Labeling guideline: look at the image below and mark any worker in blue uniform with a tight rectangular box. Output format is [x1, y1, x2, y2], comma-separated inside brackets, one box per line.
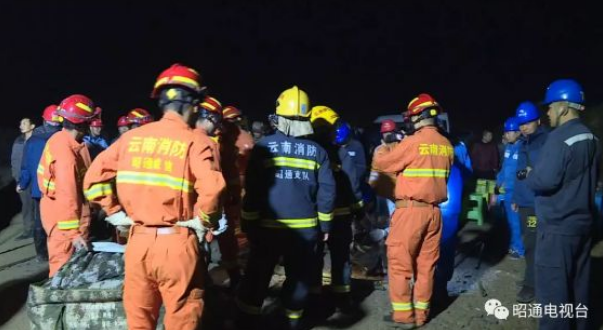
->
[236, 86, 336, 330]
[495, 117, 525, 259]
[309, 113, 364, 312]
[512, 101, 549, 303]
[524, 79, 599, 330]
[434, 119, 472, 302]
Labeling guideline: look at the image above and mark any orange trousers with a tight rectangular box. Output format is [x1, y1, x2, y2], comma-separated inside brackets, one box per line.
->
[123, 226, 205, 330]
[387, 205, 442, 324]
[46, 227, 79, 277]
[218, 204, 240, 270]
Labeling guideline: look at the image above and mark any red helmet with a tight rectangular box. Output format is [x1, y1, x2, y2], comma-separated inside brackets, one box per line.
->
[199, 96, 223, 124]
[223, 106, 242, 120]
[126, 108, 153, 126]
[90, 119, 103, 128]
[200, 96, 222, 113]
[407, 93, 441, 118]
[151, 63, 203, 98]
[42, 105, 63, 123]
[56, 94, 100, 124]
[380, 119, 396, 133]
[117, 116, 129, 127]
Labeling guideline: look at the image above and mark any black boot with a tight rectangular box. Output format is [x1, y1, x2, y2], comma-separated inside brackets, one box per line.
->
[516, 286, 535, 303]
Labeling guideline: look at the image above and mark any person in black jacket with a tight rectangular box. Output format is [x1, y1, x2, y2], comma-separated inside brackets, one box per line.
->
[309, 108, 364, 313]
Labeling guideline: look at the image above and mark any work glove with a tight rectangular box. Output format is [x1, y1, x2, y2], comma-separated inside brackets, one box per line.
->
[105, 211, 134, 227]
[517, 166, 533, 180]
[211, 216, 229, 236]
[516, 169, 528, 181]
[369, 228, 388, 242]
[493, 186, 501, 195]
[176, 216, 208, 244]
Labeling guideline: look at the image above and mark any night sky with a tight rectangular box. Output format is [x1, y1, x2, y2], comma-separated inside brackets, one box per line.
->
[1, 1, 602, 135]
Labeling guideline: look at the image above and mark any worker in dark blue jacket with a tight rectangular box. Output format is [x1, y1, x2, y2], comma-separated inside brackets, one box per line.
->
[309, 111, 364, 312]
[344, 137, 368, 183]
[524, 79, 599, 330]
[512, 101, 549, 303]
[17, 106, 62, 261]
[236, 86, 336, 330]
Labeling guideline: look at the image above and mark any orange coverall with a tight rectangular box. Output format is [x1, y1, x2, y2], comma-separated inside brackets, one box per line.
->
[37, 130, 92, 277]
[369, 142, 399, 201]
[83, 112, 225, 330]
[373, 126, 452, 325]
[220, 122, 254, 268]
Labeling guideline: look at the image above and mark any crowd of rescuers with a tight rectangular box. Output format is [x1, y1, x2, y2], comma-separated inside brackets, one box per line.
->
[7, 60, 595, 330]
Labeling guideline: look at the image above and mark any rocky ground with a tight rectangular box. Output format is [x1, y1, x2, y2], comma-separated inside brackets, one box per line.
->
[0, 162, 601, 329]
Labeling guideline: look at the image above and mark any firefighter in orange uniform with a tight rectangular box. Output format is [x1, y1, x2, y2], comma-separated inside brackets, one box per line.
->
[37, 94, 100, 277]
[83, 63, 225, 330]
[126, 107, 154, 129]
[369, 119, 403, 201]
[373, 94, 453, 328]
[196, 97, 244, 287]
[220, 105, 254, 281]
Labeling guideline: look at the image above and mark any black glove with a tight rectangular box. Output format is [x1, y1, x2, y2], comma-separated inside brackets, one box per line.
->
[516, 169, 528, 181]
[494, 186, 501, 195]
[352, 207, 366, 221]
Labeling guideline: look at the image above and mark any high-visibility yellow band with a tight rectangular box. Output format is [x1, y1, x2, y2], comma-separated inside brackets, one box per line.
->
[402, 168, 449, 178]
[286, 309, 303, 319]
[242, 210, 259, 220]
[392, 302, 413, 311]
[84, 183, 113, 200]
[334, 207, 351, 216]
[264, 157, 319, 170]
[331, 285, 351, 293]
[318, 212, 333, 222]
[198, 210, 220, 224]
[260, 218, 318, 229]
[57, 220, 79, 230]
[235, 297, 262, 315]
[76, 102, 92, 113]
[414, 301, 430, 310]
[37, 164, 45, 175]
[351, 200, 364, 210]
[154, 76, 200, 89]
[117, 171, 192, 193]
[43, 179, 56, 191]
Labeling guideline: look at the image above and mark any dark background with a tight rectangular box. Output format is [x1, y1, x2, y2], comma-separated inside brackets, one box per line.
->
[1, 1, 602, 136]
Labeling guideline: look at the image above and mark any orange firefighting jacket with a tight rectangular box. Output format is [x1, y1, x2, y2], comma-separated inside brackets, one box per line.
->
[369, 142, 399, 201]
[83, 112, 225, 228]
[194, 127, 222, 172]
[222, 122, 254, 185]
[373, 126, 453, 204]
[37, 130, 92, 236]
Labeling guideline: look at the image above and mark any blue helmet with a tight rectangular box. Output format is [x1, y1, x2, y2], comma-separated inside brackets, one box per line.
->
[515, 101, 539, 125]
[544, 79, 584, 105]
[334, 121, 352, 146]
[504, 117, 520, 132]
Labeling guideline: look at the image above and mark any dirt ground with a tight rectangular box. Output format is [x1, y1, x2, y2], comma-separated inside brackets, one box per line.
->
[0, 163, 602, 329]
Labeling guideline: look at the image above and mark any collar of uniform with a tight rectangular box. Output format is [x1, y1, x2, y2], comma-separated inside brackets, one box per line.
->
[417, 126, 438, 134]
[161, 111, 191, 130]
[57, 129, 87, 152]
[559, 118, 581, 129]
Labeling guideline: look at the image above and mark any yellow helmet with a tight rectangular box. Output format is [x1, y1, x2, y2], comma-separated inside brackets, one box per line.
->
[310, 105, 340, 125]
[275, 86, 310, 118]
